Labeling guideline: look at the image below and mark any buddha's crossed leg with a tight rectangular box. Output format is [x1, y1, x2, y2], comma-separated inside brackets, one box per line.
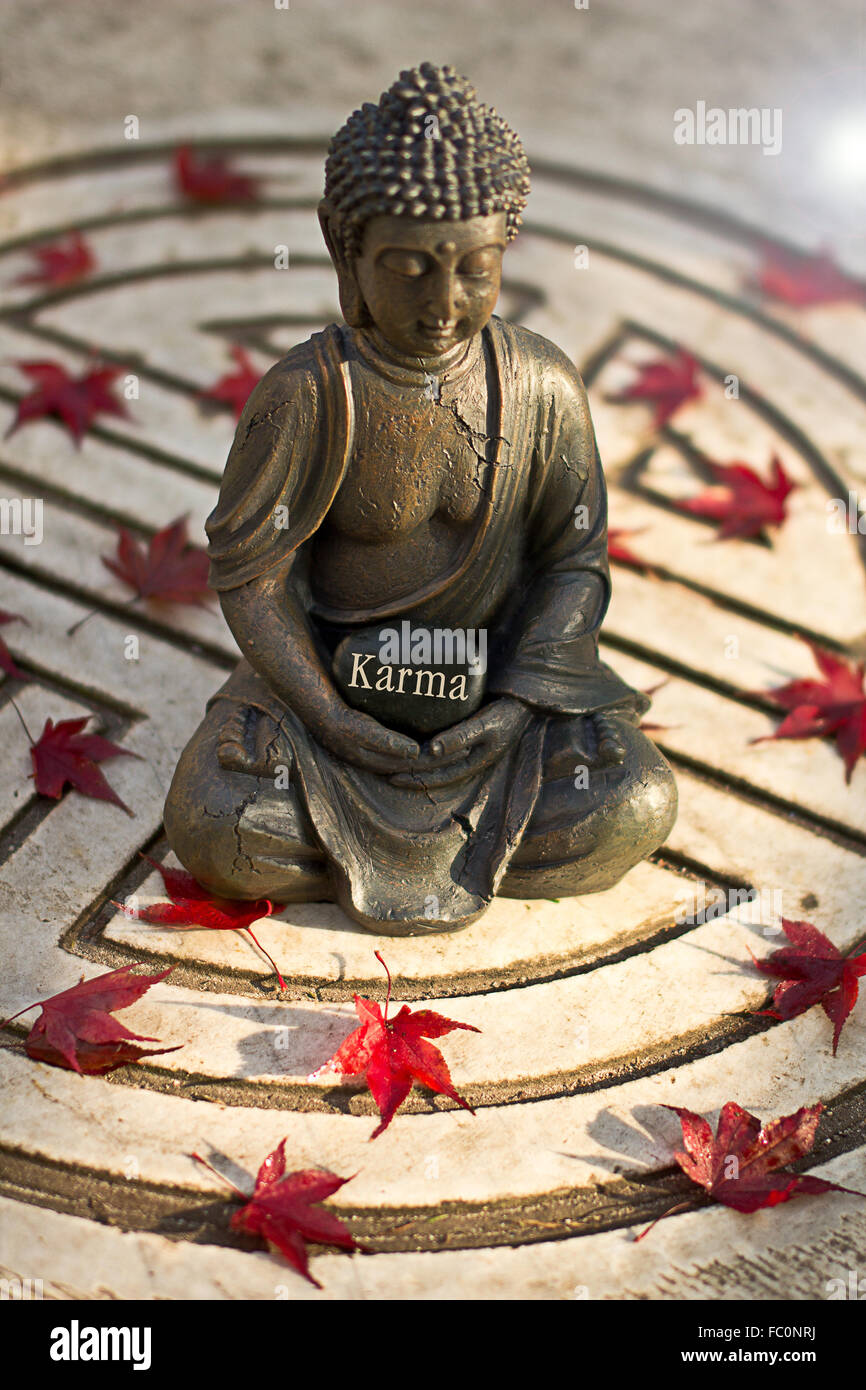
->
[164, 700, 676, 907]
[501, 712, 678, 898]
[164, 699, 332, 903]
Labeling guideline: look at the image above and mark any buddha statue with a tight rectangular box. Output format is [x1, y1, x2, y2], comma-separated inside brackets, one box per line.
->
[164, 63, 677, 935]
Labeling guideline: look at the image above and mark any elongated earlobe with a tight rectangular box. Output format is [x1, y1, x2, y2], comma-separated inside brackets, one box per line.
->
[318, 203, 371, 329]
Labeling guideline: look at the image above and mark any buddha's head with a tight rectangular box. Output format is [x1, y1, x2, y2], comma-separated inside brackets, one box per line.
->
[319, 63, 530, 358]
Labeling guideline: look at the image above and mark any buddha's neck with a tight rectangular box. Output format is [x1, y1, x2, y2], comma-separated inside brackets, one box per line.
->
[356, 325, 480, 386]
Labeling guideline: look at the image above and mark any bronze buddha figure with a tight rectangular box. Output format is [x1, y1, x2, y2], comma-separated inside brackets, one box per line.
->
[164, 63, 677, 935]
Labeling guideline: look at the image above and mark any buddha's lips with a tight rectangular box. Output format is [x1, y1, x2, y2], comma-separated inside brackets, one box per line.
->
[418, 321, 459, 341]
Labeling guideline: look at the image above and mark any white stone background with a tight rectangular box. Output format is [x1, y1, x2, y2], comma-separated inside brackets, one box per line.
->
[1, 0, 866, 1303]
[1, 0, 865, 264]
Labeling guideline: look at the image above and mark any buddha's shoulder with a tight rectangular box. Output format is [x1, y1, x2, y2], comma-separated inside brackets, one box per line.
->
[490, 317, 588, 402]
[243, 325, 345, 416]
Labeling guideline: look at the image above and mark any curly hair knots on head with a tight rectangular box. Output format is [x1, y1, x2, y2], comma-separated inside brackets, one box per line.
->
[322, 62, 531, 260]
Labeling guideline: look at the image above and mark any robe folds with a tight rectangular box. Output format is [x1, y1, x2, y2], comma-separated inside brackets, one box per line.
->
[200, 317, 651, 931]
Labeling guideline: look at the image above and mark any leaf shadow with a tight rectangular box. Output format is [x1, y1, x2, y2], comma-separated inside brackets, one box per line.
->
[157, 997, 355, 1079]
[552, 1103, 679, 1180]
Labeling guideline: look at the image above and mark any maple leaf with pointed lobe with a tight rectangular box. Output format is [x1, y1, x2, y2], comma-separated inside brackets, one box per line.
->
[751, 638, 866, 783]
[752, 245, 865, 308]
[200, 345, 261, 420]
[606, 349, 703, 428]
[0, 609, 27, 679]
[13, 231, 96, 288]
[102, 517, 211, 606]
[750, 917, 866, 1055]
[608, 527, 651, 570]
[2, 963, 178, 1074]
[639, 679, 675, 734]
[173, 146, 259, 203]
[193, 1140, 358, 1287]
[7, 360, 129, 445]
[309, 951, 479, 1138]
[29, 715, 140, 815]
[115, 857, 287, 989]
[661, 1101, 862, 1214]
[673, 453, 795, 540]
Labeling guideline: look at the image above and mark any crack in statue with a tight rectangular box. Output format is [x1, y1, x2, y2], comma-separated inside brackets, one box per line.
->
[165, 62, 677, 936]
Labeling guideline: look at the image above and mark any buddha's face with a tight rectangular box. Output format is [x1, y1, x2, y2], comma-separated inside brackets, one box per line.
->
[353, 212, 507, 357]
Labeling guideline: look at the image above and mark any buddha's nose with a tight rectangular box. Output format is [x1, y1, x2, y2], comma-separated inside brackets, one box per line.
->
[427, 271, 462, 323]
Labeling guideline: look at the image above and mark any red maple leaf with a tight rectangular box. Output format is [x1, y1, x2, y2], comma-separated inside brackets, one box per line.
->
[309, 951, 480, 1138]
[193, 1141, 358, 1288]
[752, 245, 865, 308]
[637, 1100, 862, 1237]
[608, 527, 651, 570]
[102, 517, 211, 606]
[639, 678, 675, 733]
[115, 857, 287, 989]
[606, 349, 703, 428]
[173, 146, 259, 204]
[665, 1101, 861, 1213]
[750, 918, 866, 1055]
[13, 231, 96, 288]
[200, 345, 261, 420]
[0, 609, 27, 679]
[1, 963, 178, 1074]
[7, 360, 130, 446]
[751, 638, 866, 783]
[29, 715, 140, 816]
[673, 453, 795, 540]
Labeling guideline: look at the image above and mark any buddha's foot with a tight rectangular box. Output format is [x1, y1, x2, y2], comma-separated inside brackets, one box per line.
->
[216, 704, 289, 777]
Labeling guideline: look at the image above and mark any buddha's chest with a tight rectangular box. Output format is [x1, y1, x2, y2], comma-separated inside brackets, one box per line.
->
[325, 367, 492, 540]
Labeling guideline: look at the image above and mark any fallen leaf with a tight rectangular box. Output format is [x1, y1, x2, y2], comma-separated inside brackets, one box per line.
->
[7, 360, 129, 445]
[751, 638, 866, 782]
[0, 609, 27, 679]
[673, 453, 795, 540]
[606, 349, 703, 428]
[750, 918, 866, 1055]
[2, 963, 177, 1074]
[200, 345, 261, 420]
[639, 678, 675, 733]
[29, 715, 140, 815]
[662, 1101, 861, 1214]
[752, 245, 865, 308]
[608, 527, 651, 570]
[12, 231, 96, 288]
[173, 146, 259, 204]
[115, 857, 287, 988]
[309, 951, 479, 1138]
[193, 1141, 358, 1288]
[102, 517, 211, 606]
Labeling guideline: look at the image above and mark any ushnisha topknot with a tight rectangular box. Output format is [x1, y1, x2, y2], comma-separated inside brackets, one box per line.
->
[322, 61, 531, 260]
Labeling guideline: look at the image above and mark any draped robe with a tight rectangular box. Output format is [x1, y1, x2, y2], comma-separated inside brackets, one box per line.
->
[195, 317, 652, 931]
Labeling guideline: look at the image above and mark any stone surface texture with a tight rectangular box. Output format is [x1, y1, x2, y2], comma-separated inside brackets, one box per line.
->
[0, 0, 864, 1300]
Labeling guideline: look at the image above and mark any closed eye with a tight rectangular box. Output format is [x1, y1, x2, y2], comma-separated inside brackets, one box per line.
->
[458, 249, 502, 277]
[379, 249, 430, 278]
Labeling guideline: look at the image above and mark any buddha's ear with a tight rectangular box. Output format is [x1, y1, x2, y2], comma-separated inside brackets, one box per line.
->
[318, 201, 369, 328]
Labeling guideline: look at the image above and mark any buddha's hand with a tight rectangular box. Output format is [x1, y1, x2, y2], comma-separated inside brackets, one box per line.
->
[390, 697, 533, 786]
[315, 702, 421, 774]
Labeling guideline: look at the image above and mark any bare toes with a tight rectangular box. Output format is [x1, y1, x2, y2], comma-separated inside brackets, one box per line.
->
[217, 737, 254, 773]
